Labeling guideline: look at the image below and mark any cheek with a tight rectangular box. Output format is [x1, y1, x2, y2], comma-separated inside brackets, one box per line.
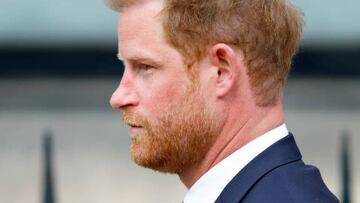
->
[140, 80, 185, 114]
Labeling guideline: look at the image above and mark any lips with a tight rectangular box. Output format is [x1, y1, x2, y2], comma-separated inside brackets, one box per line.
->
[127, 123, 144, 135]
[128, 123, 143, 128]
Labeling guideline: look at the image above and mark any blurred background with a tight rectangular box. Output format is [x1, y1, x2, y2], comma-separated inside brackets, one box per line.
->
[0, 0, 359, 202]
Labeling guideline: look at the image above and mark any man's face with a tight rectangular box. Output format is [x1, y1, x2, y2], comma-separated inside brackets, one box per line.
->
[110, 0, 219, 173]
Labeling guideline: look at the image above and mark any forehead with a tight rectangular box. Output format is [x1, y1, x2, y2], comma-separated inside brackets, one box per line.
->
[118, 0, 173, 62]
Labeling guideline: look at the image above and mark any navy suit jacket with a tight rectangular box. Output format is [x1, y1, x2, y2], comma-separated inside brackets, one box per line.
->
[215, 134, 339, 203]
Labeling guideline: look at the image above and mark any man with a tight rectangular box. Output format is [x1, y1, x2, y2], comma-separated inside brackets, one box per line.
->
[109, 0, 339, 202]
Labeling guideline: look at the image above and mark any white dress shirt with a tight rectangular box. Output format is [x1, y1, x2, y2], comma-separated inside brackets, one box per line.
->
[183, 124, 289, 203]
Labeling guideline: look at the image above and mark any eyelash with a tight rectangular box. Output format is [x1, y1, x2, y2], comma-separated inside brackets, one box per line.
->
[137, 63, 154, 72]
[140, 64, 152, 70]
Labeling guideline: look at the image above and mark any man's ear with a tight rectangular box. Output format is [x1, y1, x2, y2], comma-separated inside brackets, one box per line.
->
[209, 43, 241, 98]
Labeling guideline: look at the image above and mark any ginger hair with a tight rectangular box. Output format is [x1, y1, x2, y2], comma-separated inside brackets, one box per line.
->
[107, 0, 303, 106]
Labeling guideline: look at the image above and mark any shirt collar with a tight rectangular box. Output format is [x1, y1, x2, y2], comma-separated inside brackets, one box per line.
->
[183, 124, 289, 203]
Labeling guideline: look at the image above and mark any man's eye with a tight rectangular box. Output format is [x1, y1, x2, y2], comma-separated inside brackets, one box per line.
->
[138, 64, 153, 71]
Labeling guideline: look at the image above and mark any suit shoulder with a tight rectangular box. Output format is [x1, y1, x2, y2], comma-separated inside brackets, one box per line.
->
[242, 160, 339, 203]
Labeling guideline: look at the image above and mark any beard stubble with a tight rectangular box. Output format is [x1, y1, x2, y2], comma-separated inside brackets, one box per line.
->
[122, 85, 219, 174]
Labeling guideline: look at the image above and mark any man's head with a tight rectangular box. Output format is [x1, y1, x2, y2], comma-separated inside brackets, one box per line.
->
[110, 0, 303, 174]
[110, 0, 221, 173]
[109, 0, 303, 106]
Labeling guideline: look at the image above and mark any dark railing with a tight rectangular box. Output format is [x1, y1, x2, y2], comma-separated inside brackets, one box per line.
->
[341, 131, 352, 203]
[42, 131, 56, 203]
[40, 130, 353, 203]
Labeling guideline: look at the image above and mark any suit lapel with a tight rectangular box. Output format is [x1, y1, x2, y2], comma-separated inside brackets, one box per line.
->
[215, 134, 302, 203]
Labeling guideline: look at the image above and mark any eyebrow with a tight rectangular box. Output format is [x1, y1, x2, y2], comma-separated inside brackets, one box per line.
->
[116, 53, 163, 67]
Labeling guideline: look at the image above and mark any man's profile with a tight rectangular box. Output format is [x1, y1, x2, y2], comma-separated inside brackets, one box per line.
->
[109, 0, 339, 202]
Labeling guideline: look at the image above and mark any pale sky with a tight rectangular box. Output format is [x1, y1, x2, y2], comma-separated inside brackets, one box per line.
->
[0, 0, 359, 47]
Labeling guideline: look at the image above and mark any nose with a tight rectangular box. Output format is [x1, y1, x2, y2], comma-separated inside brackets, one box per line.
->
[110, 74, 139, 109]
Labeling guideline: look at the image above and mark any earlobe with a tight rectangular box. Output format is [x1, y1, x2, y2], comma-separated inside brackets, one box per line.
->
[209, 44, 239, 98]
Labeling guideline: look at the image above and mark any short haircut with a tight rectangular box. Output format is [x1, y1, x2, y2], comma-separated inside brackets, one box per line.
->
[108, 0, 304, 106]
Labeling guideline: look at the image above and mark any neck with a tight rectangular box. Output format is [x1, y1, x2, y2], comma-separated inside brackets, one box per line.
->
[178, 103, 285, 189]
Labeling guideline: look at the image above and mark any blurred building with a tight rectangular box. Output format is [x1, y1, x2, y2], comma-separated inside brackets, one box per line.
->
[0, 1, 359, 203]
[0, 0, 360, 77]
